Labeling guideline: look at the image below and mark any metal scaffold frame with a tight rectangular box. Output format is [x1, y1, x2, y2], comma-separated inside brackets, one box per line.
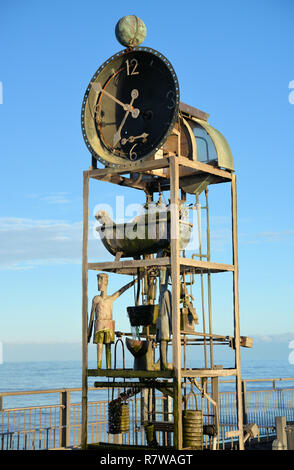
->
[81, 154, 244, 450]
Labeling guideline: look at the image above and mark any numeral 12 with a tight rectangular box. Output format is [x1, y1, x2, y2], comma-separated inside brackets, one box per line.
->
[126, 59, 139, 76]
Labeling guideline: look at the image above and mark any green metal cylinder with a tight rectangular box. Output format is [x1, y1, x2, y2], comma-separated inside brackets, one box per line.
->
[108, 401, 129, 434]
[182, 391, 203, 450]
[182, 409, 203, 449]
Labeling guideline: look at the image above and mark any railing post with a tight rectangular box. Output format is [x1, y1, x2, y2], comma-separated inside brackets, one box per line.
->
[163, 392, 172, 446]
[212, 375, 220, 435]
[275, 416, 287, 450]
[286, 425, 294, 450]
[60, 390, 71, 448]
[140, 389, 148, 426]
[242, 380, 248, 426]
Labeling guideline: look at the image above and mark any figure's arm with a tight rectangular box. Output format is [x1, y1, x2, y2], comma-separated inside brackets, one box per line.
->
[188, 302, 198, 323]
[87, 298, 96, 343]
[111, 278, 138, 301]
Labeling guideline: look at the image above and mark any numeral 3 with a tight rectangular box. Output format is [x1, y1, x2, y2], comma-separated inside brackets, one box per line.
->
[166, 90, 176, 109]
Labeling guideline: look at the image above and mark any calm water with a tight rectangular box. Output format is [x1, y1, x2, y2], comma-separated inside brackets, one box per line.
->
[0, 358, 294, 409]
[1, 359, 294, 449]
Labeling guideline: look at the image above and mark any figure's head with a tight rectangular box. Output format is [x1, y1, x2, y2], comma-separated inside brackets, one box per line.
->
[95, 210, 106, 223]
[97, 273, 109, 292]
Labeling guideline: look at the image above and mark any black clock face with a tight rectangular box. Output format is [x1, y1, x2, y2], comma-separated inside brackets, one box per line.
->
[81, 47, 179, 167]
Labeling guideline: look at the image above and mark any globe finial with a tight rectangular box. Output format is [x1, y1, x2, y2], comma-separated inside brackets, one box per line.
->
[115, 15, 147, 48]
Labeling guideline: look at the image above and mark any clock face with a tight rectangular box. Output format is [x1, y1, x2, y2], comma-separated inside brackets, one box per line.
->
[81, 47, 180, 167]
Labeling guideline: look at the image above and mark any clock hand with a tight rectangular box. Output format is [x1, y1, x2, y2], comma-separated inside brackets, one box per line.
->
[113, 114, 129, 147]
[91, 82, 139, 115]
[113, 89, 140, 147]
[121, 133, 149, 145]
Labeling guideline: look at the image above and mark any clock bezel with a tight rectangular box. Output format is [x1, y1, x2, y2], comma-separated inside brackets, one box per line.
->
[81, 46, 180, 168]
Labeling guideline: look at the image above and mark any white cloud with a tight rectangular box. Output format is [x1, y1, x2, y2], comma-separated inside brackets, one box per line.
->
[0, 217, 108, 270]
[2, 213, 291, 271]
[42, 193, 71, 204]
[27, 192, 71, 204]
[252, 333, 294, 344]
[258, 230, 294, 241]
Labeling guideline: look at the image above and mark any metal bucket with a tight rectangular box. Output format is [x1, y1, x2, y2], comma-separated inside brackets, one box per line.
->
[182, 391, 203, 450]
[127, 304, 158, 327]
[108, 400, 129, 434]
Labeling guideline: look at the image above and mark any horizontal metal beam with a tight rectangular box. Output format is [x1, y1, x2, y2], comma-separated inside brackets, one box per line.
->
[87, 156, 232, 184]
[88, 158, 170, 179]
[88, 368, 237, 379]
[93, 381, 174, 389]
[181, 368, 238, 378]
[179, 101, 209, 121]
[88, 368, 174, 378]
[88, 257, 235, 275]
[177, 157, 233, 181]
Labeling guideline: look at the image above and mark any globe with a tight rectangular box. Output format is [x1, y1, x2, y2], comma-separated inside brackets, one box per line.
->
[115, 15, 147, 47]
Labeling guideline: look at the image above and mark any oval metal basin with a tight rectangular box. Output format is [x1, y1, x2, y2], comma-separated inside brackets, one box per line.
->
[97, 215, 192, 258]
[126, 337, 149, 358]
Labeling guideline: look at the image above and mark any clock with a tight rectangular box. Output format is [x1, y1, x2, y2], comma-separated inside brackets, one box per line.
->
[81, 47, 180, 167]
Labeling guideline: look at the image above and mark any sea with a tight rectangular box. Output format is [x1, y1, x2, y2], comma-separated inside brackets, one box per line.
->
[1, 358, 294, 454]
[1, 358, 294, 410]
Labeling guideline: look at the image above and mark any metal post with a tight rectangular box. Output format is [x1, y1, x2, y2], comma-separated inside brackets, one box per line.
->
[286, 425, 294, 450]
[205, 189, 214, 369]
[275, 416, 287, 449]
[169, 156, 182, 449]
[195, 193, 208, 368]
[60, 390, 71, 448]
[242, 380, 248, 426]
[81, 171, 89, 450]
[211, 375, 219, 435]
[163, 391, 172, 446]
[231, 174, 244, 450]
[141, 388, 148, 443]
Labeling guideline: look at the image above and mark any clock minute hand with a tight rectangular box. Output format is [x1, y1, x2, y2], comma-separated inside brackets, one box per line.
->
[113, 89, 139, 147]
[113, 112, 130, 147]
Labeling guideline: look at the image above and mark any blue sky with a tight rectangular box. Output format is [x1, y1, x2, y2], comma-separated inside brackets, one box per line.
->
[0, 0, 293, 346]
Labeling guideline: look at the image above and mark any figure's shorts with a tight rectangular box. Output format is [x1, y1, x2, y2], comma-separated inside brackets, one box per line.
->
[94, 328, 115, 344]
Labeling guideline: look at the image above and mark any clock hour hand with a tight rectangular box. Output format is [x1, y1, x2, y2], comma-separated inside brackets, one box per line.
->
[121, 133, 149, 145]
[91, 82, 139, 115]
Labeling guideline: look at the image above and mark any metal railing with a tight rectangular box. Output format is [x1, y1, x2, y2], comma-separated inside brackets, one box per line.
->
[1, 378, 293, 450]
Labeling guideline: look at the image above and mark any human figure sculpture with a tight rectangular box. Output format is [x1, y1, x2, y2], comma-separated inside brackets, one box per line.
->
[156, 267, 172, 370]
[180, 283, 199, 331]
[88, 273, 137, 369]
